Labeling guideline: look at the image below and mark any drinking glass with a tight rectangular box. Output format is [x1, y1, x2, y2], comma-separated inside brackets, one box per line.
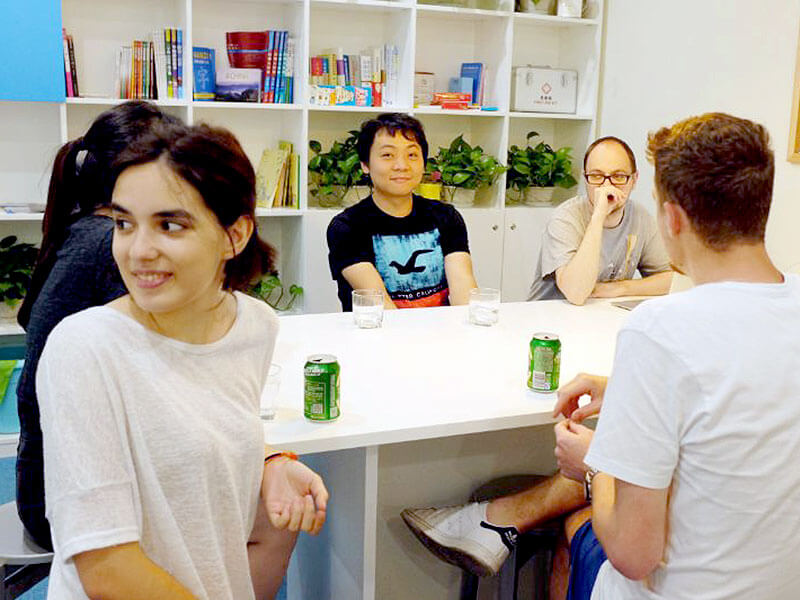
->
[469, 288, 501, 326]
[352, 289, 384, 328]
[260, 364, 281, 420]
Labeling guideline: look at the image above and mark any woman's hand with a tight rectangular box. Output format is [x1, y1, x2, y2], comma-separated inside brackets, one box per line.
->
[262, 458, 328, 535]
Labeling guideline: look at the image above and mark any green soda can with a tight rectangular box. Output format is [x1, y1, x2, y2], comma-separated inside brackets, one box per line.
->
[527, 333, 561, 393]
[304, 354, 341, 422]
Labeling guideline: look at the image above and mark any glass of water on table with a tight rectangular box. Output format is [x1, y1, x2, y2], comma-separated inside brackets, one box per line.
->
[469, 288, 501, 326]
[352, 289, 384, 328]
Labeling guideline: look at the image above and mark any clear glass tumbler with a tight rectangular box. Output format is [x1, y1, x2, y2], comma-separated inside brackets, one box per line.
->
[352, 289, 384, 328]
[469, 288, 501, 326]
[260, 364, 282, 420]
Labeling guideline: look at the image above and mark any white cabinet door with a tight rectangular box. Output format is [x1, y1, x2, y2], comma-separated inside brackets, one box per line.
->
[302, 210, 343, 314]
[459, 209, 504, 291]
[501, 206, 554, 302]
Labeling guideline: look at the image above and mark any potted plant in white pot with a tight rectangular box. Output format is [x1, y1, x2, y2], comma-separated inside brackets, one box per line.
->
[506, 131, 577, 206]
[516, 0, 555, 14]
[308, 131, 370, 208]
[0, 235, 37, 320]
[427, 135, 505, 207]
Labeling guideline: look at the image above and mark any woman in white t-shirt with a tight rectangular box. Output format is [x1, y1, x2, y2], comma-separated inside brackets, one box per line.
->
[37, 122, 328, 600]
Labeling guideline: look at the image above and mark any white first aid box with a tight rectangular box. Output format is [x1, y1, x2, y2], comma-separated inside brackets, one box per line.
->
[511, 67, 578, 113]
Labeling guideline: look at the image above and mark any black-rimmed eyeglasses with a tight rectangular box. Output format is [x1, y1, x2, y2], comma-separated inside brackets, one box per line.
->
[583, 172, 634, 186]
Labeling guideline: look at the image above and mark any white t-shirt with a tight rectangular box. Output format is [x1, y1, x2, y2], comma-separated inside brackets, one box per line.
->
[37, 292, 278, 600]
[585, 275, 800, 600]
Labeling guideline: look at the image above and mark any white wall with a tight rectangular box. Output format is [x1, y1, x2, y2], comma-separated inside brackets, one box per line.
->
[599, 0, 800, 270]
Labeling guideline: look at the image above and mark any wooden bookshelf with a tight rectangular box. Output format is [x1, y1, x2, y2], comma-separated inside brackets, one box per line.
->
[0, 0, 606, 316]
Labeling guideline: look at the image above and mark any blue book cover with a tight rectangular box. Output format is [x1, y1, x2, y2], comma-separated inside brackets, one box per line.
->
[192, 47, 215, 101]
[276, 31, 287, 103]
[176, 29, 184, 98]
[459, 62, 483, 104]
[264, 30, 275, 102]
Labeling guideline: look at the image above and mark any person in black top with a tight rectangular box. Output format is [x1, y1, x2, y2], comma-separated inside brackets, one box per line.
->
[327, 113, 478, 311]
[15, 102, 181, 552]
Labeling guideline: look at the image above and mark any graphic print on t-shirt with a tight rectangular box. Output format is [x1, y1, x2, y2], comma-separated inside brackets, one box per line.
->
[372, 229, 448, 308]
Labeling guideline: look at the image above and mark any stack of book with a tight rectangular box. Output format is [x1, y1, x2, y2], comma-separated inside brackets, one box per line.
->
[225, 31, 295, 104]
[62, 28, 79, 97]
[114, 28, 184, 100]
[308, 44, 399, 107]
[255, 141, 299, 209]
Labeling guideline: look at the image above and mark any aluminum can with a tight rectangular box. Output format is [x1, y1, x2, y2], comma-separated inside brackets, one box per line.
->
[304, 354, 341, 421]
[527, 333, 561, 392]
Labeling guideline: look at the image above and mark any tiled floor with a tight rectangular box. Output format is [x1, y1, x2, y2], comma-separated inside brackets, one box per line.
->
[2, 456, 287, 600]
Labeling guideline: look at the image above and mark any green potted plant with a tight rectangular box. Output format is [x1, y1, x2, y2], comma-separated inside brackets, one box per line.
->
[516, 0, 554, 14]
[506, 131, 577, 206]
[427, 135, 505, 207]
[0, 235, 37, 320]
[308, 131, 370, 208]
[247, 273, 304, 313]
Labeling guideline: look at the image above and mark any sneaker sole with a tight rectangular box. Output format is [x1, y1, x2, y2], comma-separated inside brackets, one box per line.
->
[400, 509, 496, 577]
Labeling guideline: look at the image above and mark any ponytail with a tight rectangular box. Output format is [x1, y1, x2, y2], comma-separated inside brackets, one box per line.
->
[17, 138, 85, 328]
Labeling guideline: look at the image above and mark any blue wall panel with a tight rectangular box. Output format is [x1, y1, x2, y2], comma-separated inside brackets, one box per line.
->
[0, 0, 65, 102]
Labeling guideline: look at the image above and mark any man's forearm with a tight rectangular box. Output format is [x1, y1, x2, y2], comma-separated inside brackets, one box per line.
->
[556, 214, 605, 305]
[593, 270, 674, 298]
[76, 542, 198, 600]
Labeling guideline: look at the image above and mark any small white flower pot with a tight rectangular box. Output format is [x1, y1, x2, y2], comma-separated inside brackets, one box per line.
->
[342, 185, 371, 207]
[442, 186, 477, 207]
[523, 186, 556, 206]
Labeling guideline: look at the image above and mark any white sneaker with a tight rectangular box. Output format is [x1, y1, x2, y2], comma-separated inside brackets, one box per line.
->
[401, 502, 518, 577]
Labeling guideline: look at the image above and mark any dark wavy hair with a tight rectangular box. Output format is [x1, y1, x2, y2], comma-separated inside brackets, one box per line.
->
[111, 122, 276, 290]
[356, 113, 429, 164]
[18, 101, 180, 328]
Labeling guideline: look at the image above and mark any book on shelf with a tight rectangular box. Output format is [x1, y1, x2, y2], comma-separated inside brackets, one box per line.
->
[309, 43, 398, 107]
[192, 47, 216, 101]
[215, 67, 261, 102]
[62, 28, 81, 97]
[225, 30, 294, 104]
[460, 62, 485, 105]
[256, 142, 299, 209]
[112, 28, 183, 100]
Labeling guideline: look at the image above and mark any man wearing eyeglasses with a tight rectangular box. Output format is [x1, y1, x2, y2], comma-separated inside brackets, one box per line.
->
[528, 136, 673, 304]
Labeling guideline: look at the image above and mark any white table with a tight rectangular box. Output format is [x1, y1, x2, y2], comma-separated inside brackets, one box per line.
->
[267, 300, 630, 600]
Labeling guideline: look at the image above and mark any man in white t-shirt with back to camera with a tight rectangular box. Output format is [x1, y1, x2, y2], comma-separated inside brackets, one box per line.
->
[528, 136, 673, 304]
[402, 112, 800, 599]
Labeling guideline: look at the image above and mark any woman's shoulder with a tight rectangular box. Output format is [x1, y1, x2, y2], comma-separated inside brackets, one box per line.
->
[235, 292, 279, 333]
[42, 305, 127, 360]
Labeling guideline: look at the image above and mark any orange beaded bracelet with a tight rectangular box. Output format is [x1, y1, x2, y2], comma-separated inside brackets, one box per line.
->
[264, 451, 298, 464]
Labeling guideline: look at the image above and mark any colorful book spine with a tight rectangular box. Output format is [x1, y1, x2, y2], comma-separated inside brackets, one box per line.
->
[170, 29, 179, 99]
[165, 29, 173, 98]
[284, 35, 294, 103]
[62, 29, 74, 97]
[67, 34, 79, 97]
[275, 31, 287, 103]
[176, 29, 183, 98]
[268, 31, 278, 103]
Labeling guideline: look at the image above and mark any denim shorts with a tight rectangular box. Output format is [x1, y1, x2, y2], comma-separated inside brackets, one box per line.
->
[566, 519, 607, 600]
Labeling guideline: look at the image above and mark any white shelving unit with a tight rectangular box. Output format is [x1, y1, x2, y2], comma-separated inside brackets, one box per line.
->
[1, 0, 605, 317]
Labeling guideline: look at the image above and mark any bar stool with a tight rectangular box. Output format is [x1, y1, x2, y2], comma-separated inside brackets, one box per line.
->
[0, 502, 52, 599]
[459, 475, 560, 600]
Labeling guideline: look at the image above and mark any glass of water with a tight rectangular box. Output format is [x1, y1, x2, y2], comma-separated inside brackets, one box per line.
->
[469, 288, 501, 326]
[260, 364, 281, 420]
[352, 289, 384, 328]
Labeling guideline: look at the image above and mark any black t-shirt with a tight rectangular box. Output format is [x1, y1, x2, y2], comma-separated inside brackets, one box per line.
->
[327, 195, 470, 310]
